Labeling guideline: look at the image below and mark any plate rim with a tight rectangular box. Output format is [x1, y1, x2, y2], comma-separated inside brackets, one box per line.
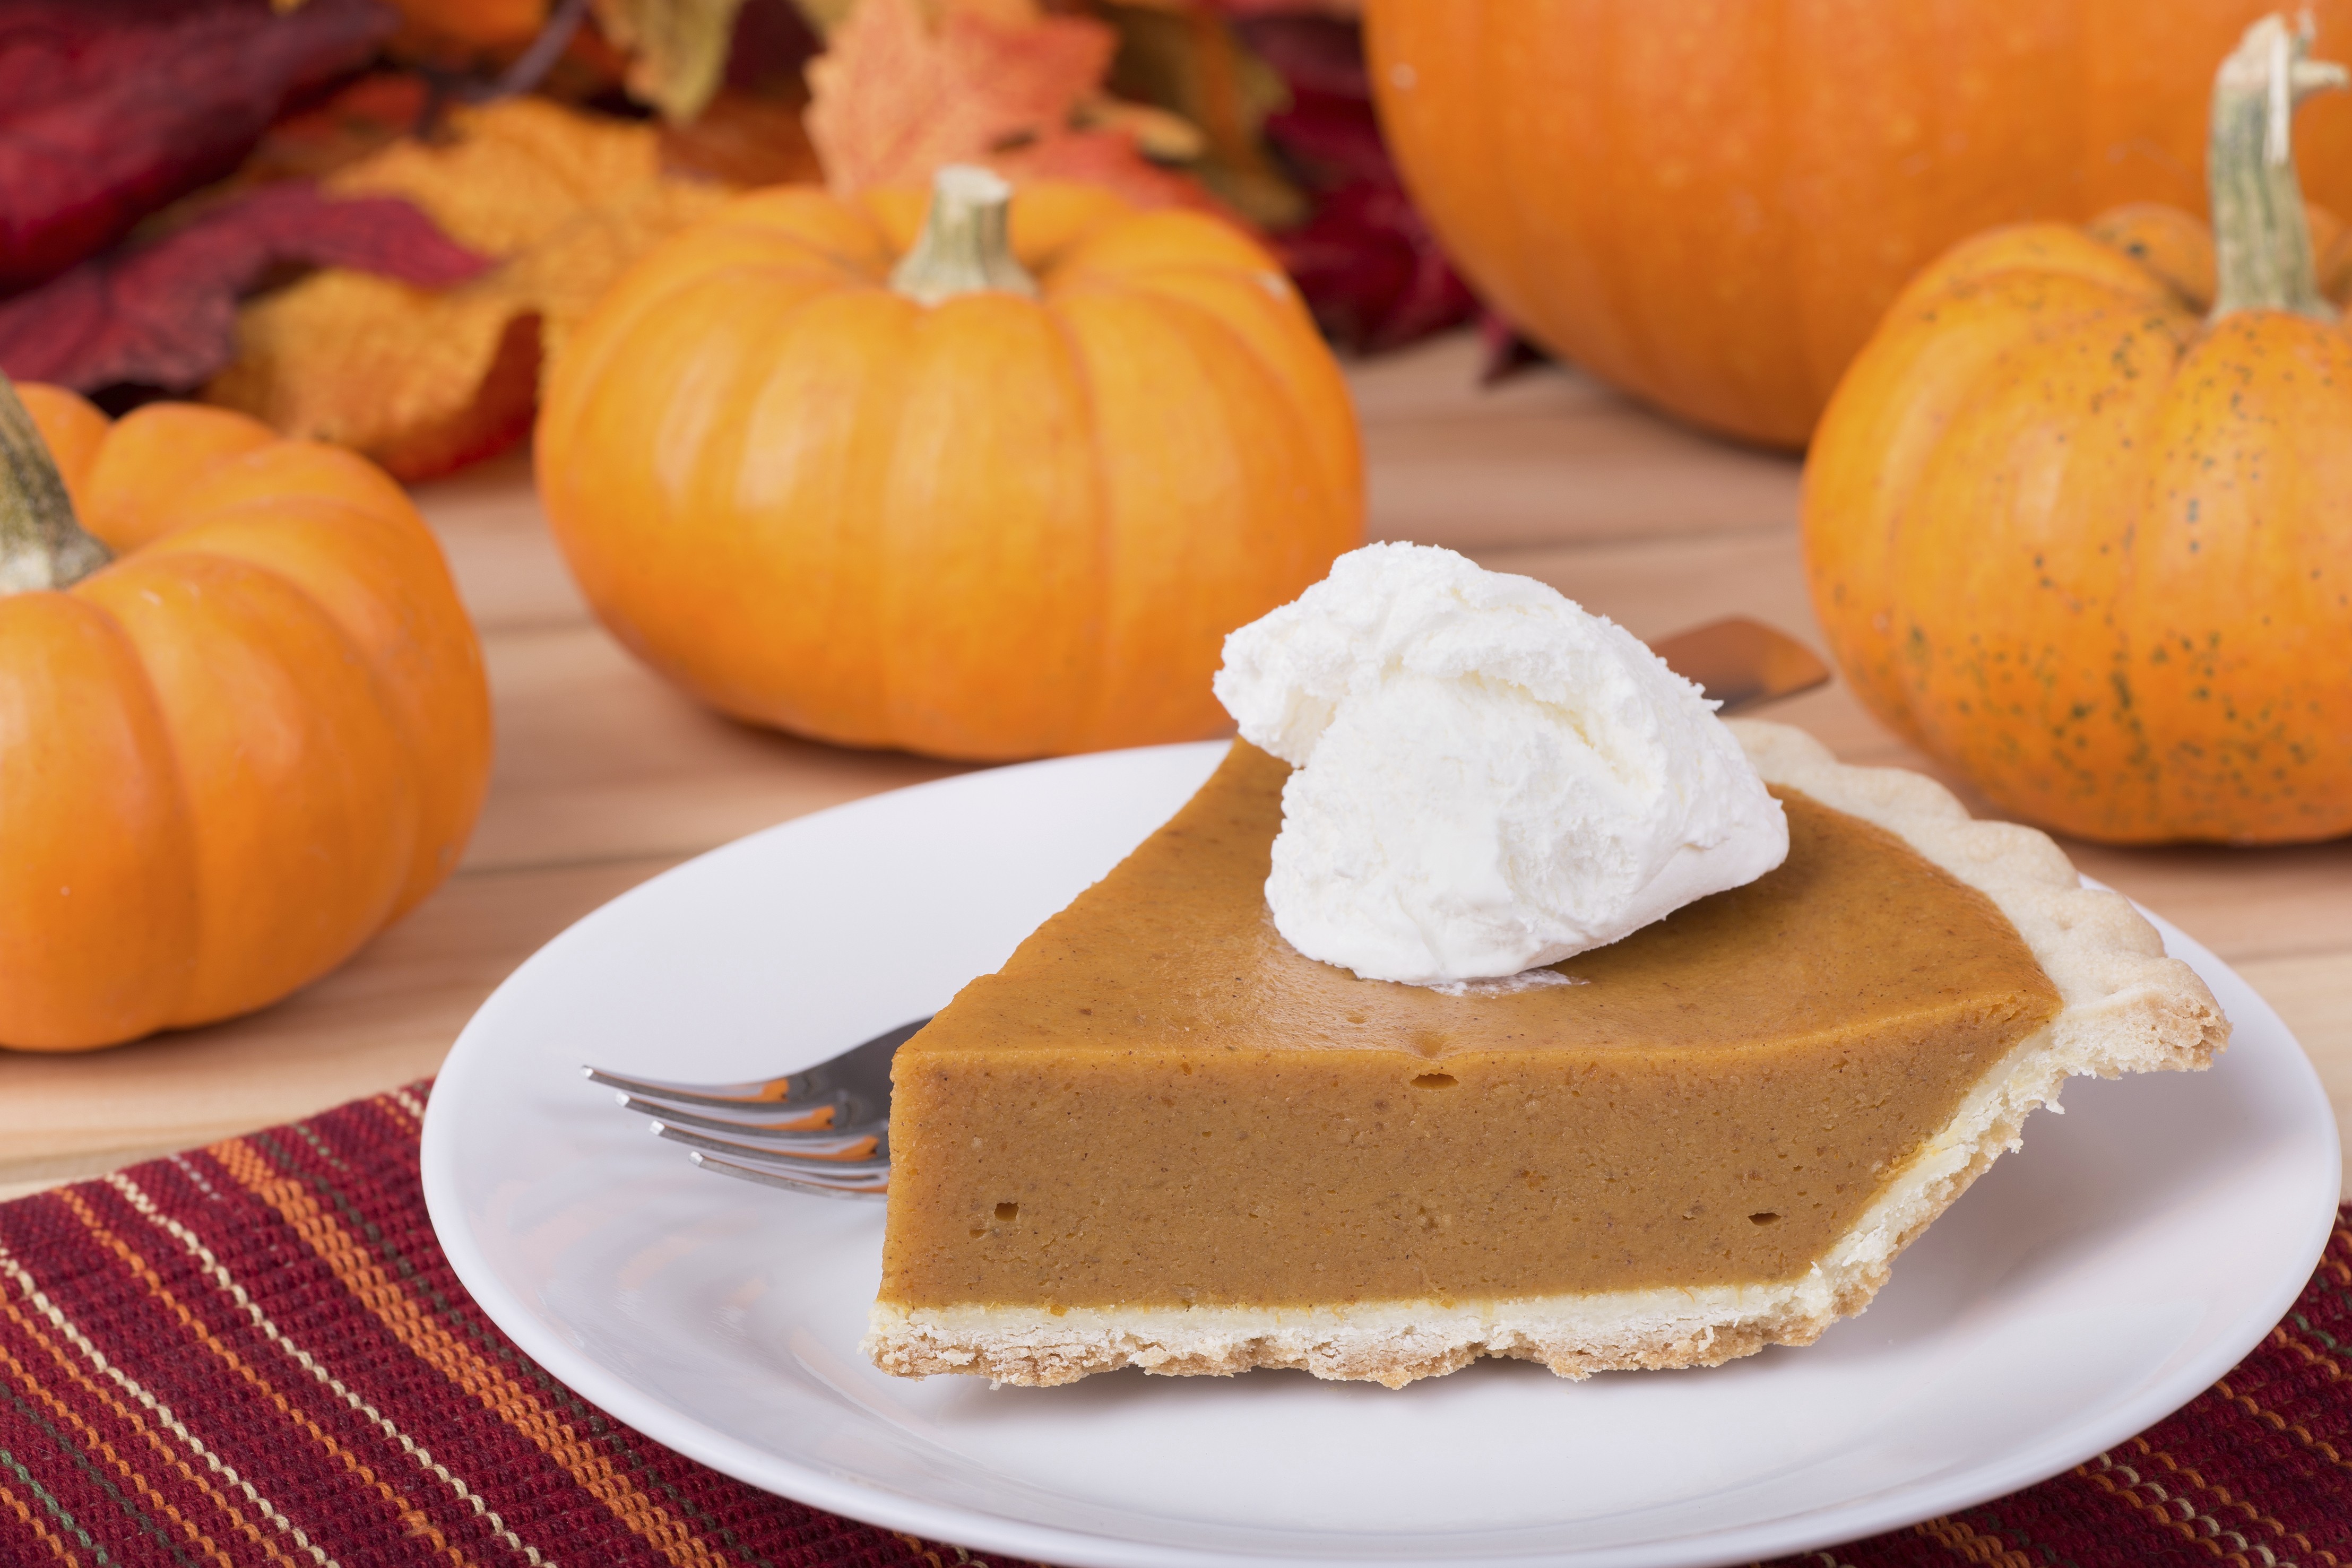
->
[422, 743, 2343, 1568]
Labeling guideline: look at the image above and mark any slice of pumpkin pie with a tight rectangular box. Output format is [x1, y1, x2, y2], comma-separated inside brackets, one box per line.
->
[863, 547, 2226, 1389]
[863, 726, 2223, 1387]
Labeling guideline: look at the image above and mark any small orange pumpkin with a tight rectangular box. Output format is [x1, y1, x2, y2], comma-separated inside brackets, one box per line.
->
[535, 168, 1363, 761]
[1803, 17, 2352, 844]
[0, 382, 492, 1050]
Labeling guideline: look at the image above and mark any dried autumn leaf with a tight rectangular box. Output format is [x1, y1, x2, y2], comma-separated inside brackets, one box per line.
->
[1075, 96, 1205, 164]
[591, 0, 750, 121]
[720, 0, 826, 93]
[0, 182, 488, 392]
[1239, 14, 1388, 185]
[1273, 180, 1474, 353]
[938, 0, 1036, 28]
[1478, 307, 1550, 386]
[1097, 1, 1304, 228]
[327, 94, 683, 256]
[789, 0, 855, 30]
[0, 0, 397, 291]
[203, 97, 729, 481]
[791, 0, 1039, 31]
[661, 89, 824, 187]
[807, 0, 1110, 193]
[388, 0, 549, 48]
[1203, 0, 1359, 15]
[805, 0, 1221, 214]
[228, 72, 436, 187]
[1239, 15, 1476, 353]
[991, 125, 1224, 214]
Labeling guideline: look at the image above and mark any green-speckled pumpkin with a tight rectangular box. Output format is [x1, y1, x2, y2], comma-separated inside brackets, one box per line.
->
[1803, 17, 2352, 843]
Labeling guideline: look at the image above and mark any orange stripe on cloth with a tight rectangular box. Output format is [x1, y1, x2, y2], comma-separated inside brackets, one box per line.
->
[104, 1169, 539, 1567]
[2322, 1224, 2352, 1290]
[2, 1232, 330, 1568]
[2129, 1435, 2324, 1553]
[52, 1186, 472, 1566]
[2217, 1374, 2352, 1475]
[1909, 1514, 2031, 1566]
[212, 1134, 728, 1568]
[0, 1468, 82, 1565]
[0, 1275, 282, 1568]
[0, 1323, 239, 1567]
[2272, 1319, 2352, 1383]
[381, 1089, 428, 1137]
[2078, 1439, 2326, 1562]
[895, 1530, 1020, 1568]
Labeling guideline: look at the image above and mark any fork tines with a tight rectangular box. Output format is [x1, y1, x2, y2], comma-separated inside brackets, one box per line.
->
[585, 1018, 923, 1201]
[689, 1150, 889, 1199]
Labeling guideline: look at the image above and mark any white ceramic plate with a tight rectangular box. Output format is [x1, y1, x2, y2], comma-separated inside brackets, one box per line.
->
[422, 741, 2342, 1568]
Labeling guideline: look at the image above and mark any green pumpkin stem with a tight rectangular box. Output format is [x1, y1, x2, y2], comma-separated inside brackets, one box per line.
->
[2208, 14, 2348, 320]
[0, 374, 109, 596]
[888, 164, 1040, 307]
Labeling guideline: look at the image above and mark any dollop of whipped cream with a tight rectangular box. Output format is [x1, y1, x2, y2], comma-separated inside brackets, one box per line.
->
[1212, 542, 1788, 986]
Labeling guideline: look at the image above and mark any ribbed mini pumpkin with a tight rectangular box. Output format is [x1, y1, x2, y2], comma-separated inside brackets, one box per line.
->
[0, 382, 491, 1050]
[535, 169, 1363, 761]
[1803, 17, 2352, 844]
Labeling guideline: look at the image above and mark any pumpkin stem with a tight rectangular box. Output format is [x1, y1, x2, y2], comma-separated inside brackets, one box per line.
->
[0, 374, 109, 596]
[888, 165, 1040, 307]
[2208, 14, 2348, 320]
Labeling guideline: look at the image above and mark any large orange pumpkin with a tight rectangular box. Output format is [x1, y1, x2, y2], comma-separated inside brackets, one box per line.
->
[0, 383, 492, 1050]
[1365, 0, 2352, 448]
[535, 169, 1363, 761]
[1803, 18, 2352, 845]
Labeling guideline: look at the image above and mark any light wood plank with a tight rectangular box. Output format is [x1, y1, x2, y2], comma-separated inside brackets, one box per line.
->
[1357, 335, 1804, 553]
[465, 623, 968, 874]
[413, 448, 592, 633]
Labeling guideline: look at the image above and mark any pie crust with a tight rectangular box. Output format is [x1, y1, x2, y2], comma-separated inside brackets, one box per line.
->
[864, 720, 2227, 1387]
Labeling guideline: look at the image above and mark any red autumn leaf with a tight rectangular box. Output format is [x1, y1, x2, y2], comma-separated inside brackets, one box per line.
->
[1274, 181, 1475, 354]
[1477, 307, 1551, 386]
[231, 71, 437, 188]
[0, 181, 490, 393]
[1234, 14, 1479, 354]
[717, 0, 825, 98]
[0, 0, 397, 293]
[1244, 28, 1390, 189]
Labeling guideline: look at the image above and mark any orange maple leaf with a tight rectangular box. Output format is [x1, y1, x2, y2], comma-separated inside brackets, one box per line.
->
[204, 98, 728, 481]
[995, 126, 1221, 214]
[806, 0, 1221, 214]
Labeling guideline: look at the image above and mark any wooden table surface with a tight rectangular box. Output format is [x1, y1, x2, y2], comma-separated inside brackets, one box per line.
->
[4, 332, 2347, 1202]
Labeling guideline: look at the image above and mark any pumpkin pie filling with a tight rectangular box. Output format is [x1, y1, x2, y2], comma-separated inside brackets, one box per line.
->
[868, 727, 2223, 1385]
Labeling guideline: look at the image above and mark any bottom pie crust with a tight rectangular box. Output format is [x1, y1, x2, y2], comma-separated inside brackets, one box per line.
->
[863, 721, 2228, 1388]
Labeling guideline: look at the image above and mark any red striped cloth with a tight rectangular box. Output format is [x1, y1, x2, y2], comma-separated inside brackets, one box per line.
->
[0, 1084, 2345, 1567]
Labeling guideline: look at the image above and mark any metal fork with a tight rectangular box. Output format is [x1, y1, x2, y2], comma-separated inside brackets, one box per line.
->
[586, 617, 1831, 1198]
[584, 1017, 926, 1200]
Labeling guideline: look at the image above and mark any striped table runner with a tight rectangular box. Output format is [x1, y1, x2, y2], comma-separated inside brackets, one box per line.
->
[1, 1084, 2345, 1567]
